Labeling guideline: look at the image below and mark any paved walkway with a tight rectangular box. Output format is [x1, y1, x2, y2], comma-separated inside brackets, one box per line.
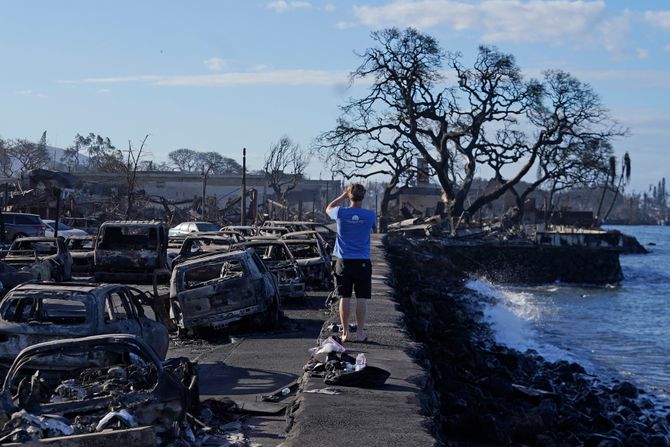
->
[283, 235, 438, 447]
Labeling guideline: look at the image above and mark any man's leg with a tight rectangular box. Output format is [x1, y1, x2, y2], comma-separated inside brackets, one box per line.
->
[353, 259, 372, 341]
[339, 297, 352, 341]
[355, 299, 367, 340]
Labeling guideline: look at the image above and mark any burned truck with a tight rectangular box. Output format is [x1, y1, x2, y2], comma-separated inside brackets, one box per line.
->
[169, 249, 280, 336]
[94, 221, 168, 283]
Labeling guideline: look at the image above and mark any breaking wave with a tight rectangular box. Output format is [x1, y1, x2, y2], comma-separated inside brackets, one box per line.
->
[466, 278, 582, 365]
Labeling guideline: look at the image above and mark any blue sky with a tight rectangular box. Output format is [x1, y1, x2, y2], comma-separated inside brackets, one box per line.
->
[0, 0, 668, 191]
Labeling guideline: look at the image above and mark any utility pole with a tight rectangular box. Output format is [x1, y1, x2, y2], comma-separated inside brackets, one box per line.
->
[241, 147, 247, 225]
[201, 168, 206, 220]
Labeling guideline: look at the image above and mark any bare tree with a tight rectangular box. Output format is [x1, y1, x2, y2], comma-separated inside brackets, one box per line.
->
[320, 28, 625, 229]
[320, 135, 427, 217]
[168, 148, 199, 171]
[0, 138, 14, 177]
[122, 135, 150, 218]
[9, 131, 51, 173]
[263, 136, 310, 204]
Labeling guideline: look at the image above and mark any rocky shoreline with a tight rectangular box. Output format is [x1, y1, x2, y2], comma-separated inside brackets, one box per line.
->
[385, 236, 670, 446]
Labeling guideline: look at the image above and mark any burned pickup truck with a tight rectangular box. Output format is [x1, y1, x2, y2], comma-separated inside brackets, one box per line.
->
[232, 239, 305, 300]
[0, 283, 169, 368]
[170, 249, 280, 336]
[0, 334, 198, 443]
[94, 221, 168, 283]
[1, 237, 73, 282]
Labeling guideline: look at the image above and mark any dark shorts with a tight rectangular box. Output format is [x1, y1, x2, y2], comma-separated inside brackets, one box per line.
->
[333, 258, 372, 299]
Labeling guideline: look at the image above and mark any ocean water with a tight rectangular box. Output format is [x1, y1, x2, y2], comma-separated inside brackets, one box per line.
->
[470, 225, 670, 400]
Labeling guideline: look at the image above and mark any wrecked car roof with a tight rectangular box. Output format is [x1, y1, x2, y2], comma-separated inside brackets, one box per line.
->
[172, 249, 250, 269]
[7, 282, 114, 295]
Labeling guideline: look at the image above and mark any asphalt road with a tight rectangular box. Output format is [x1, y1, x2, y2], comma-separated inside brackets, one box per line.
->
[166, 290, 330, 446]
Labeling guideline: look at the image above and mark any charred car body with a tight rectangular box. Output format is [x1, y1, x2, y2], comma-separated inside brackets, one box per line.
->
[94, 221, 168, 283]
[171, 235, 237, 269]
[1, 237, 73, 282]
[0, 283, 169, 368]
[0, 334, 197, 442]
[282, 239, 332, 290]
[231, 240, 305, 300]
[170, 249, 280, 335]
[65, 235, 96, 276]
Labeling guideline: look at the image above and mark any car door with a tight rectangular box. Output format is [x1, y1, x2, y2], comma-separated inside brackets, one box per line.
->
[125, 288, 169, 359]
[101, 288, 142, 336]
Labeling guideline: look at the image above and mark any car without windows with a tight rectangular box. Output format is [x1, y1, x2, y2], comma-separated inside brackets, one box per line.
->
[231, 240, 305, 300]
[281, 230, 331, 252]
[257, 226, 290, 238]
[0, 334, 197, 437]
[94, 221, 168, 283]
[262, 220, 336, 247]
[171, 235, 237, 269]
[0, 237, 73, 282]
[282, 239, 332, 290]
[0, 283, 169, 368]
[169, 249, 280, 336]
[64, 235, 96, 276]
[221, 225, 257, 238]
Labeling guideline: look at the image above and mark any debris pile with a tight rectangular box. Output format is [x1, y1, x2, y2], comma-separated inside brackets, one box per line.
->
[385, 236, 670, 446]
[303, 337, 390, 389]
[0, 335, 250, 446]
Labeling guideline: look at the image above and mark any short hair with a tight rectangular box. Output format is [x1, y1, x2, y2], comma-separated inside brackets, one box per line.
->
[347, 183, 366, 202]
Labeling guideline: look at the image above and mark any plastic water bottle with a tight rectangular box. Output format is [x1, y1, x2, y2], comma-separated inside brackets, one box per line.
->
[355, 353, 366, 371]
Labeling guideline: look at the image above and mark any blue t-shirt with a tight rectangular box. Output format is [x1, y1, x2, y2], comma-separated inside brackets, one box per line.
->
[328, 206, 376, 259]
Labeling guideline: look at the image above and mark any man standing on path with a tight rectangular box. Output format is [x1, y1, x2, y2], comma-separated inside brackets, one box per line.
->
[326, 183, 376, 342]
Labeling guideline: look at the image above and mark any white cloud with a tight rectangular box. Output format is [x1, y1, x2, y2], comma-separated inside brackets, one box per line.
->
[97, 88, 111, 94]
[61, 69, 349, 87]
[335, 21, 357, 30]
[323, 3, 336, 12]
[572, 69, 670, 88]
[204, 57, 228, 71]
[351, 1, 638, 51]
[15, 89, 33, 95]
[60, 75, 161, 84]
[252, 64, 269, 71]
[266, 1, 312, 12]
[636, 48, 649, 59]
[644, 10, 670, 30]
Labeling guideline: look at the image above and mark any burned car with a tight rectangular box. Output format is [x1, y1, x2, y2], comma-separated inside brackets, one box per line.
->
[0, 283, 169, 368]
[64, 235, 96, 276]
[0, 334, 197, 442]
[231, 240, 305, 300]
[94, 221, 168, 283]
[1, 237, 73, 282]
[282, 239, 332, 290]
[170, 249, 280, 335]
[171, 235, 237, 269]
